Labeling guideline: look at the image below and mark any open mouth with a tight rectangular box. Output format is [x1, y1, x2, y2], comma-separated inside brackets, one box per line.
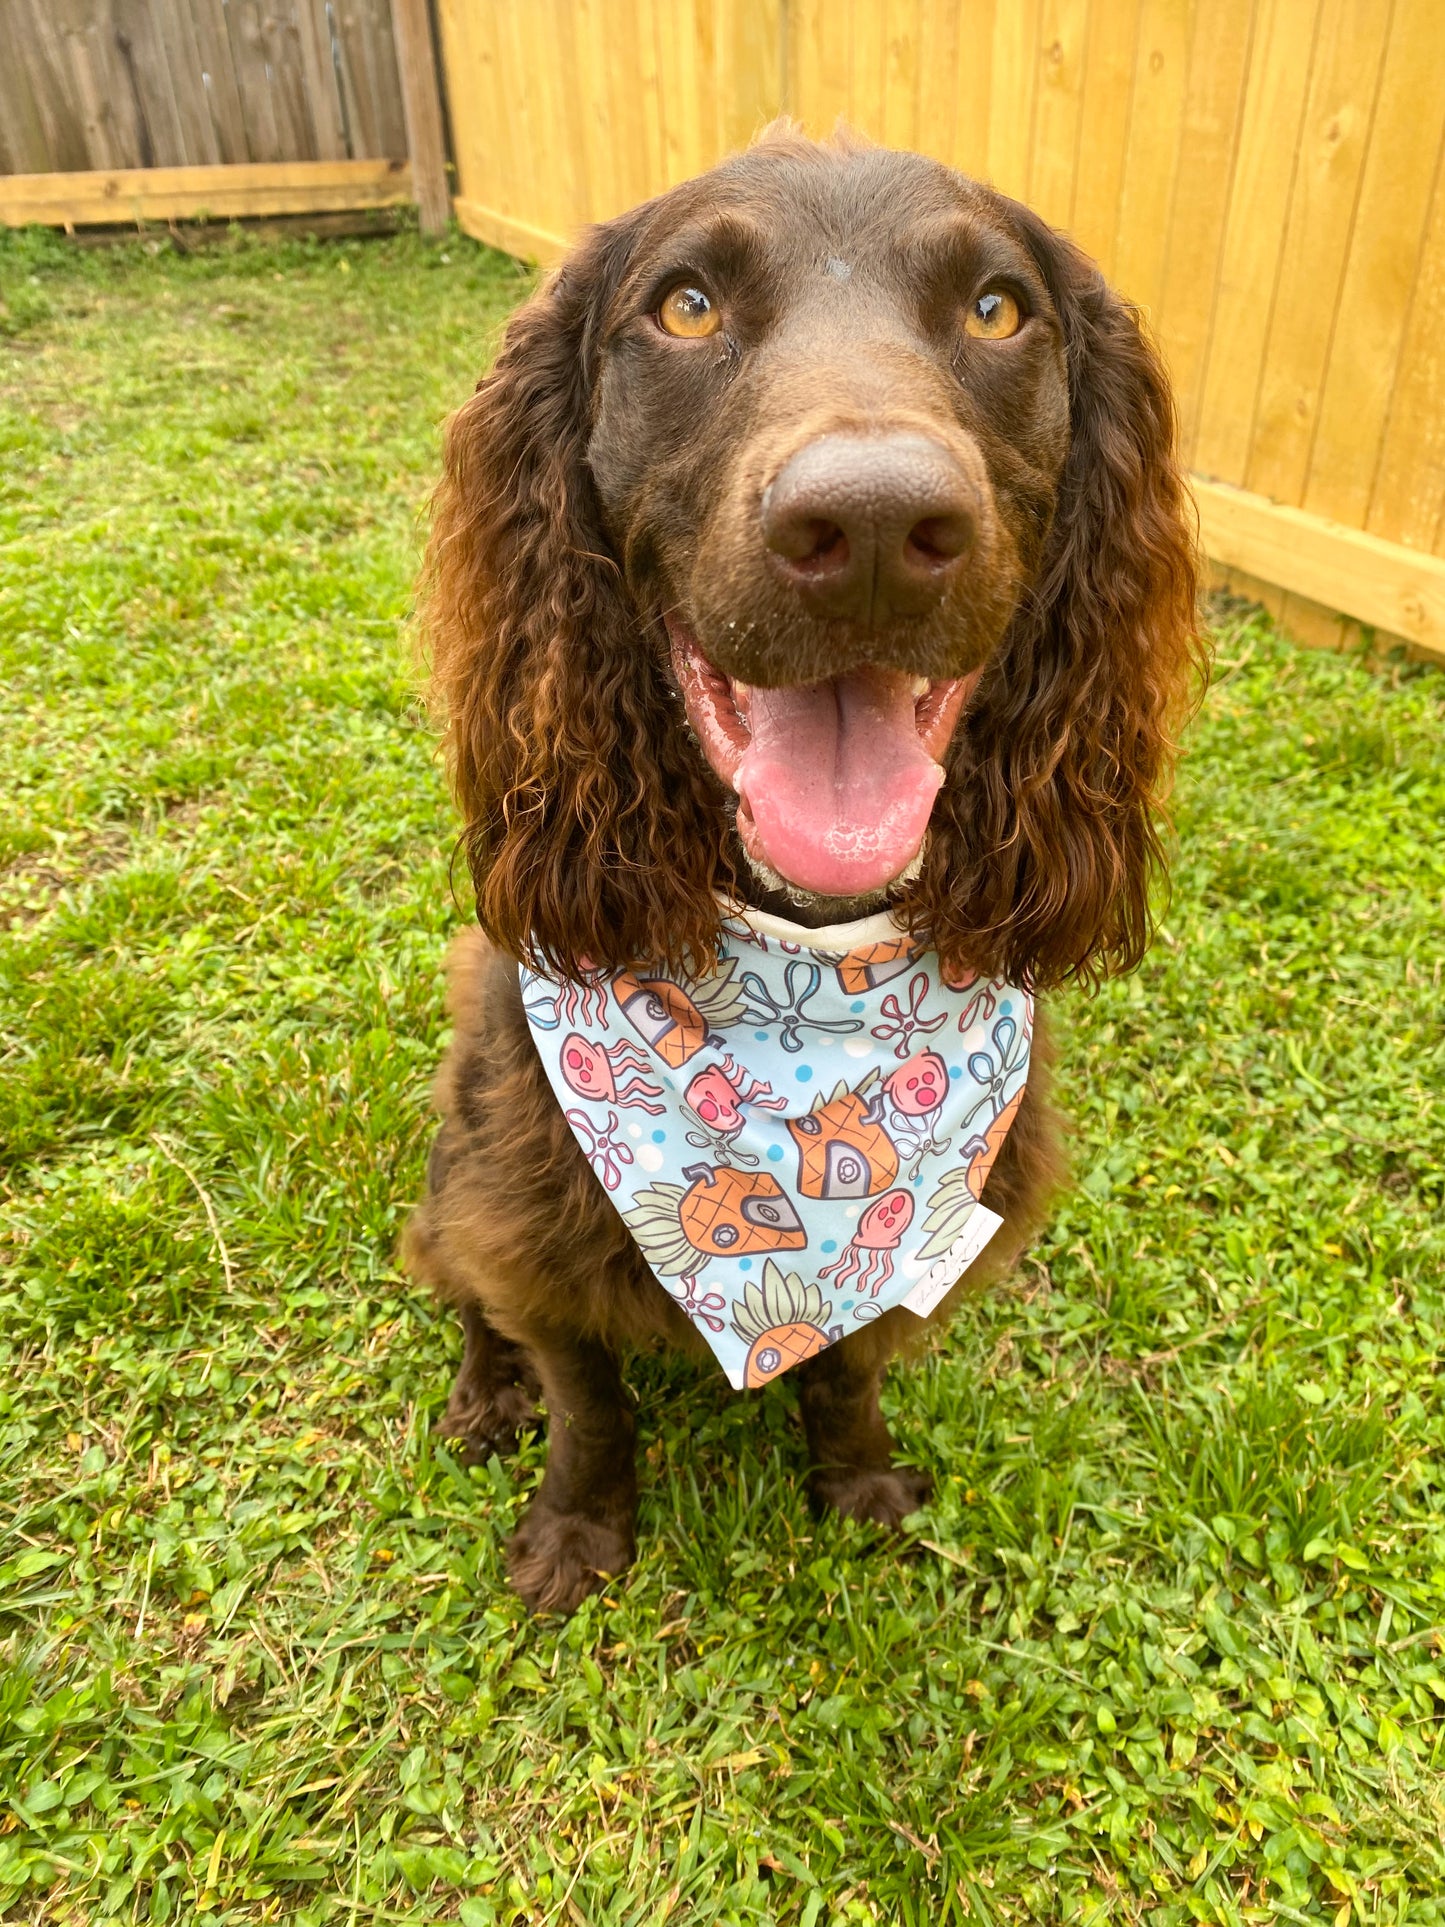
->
[667, 618, 977, 899]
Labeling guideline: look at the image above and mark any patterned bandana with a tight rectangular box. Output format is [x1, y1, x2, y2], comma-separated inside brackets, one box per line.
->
[521, 909, 1032, 1390]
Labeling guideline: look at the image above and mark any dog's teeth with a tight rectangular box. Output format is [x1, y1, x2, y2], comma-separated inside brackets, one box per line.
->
[909, 676, 930, 698]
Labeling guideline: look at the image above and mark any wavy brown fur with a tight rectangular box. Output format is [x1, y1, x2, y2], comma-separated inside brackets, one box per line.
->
[425, 215, 747, 981]
[913, 205, 1201, 988]
[408, 135, 1200, 1614]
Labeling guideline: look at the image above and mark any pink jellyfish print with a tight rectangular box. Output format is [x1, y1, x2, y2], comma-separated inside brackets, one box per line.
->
[558, 1033, 664, 1114]
[819, 1188, 915, 1296]
[684, 1053, 787, 1140]
[556, 975, 610, 1027]
[885, 1049, 953, 1178]
[885, 1050, 949, 1119]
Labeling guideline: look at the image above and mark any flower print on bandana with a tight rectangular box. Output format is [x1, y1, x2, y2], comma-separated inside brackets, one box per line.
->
[736, 957, 865, 1054]
[522, 907, 1032, 1389]
[664, 1272, 730, 1334]
[871, 971, 949, 1058]
[563, 1108, 634, 1191]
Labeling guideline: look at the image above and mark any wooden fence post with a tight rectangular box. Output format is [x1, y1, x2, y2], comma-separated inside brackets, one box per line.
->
[391, 0, 450, 234]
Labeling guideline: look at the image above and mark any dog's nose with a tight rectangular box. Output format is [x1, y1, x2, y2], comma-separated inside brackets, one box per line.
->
[761, 432, 976, 622]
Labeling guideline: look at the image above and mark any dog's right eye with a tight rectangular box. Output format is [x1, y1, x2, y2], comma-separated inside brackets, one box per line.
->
[658, 284, 720, 339]
[965, 288, 1023, 340]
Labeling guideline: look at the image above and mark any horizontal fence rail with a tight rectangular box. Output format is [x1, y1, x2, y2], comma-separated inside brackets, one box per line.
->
[0, 159, 412, 227]
[434, 0, 1445, 664]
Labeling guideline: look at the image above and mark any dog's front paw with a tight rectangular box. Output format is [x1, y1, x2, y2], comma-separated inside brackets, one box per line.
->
[812, 1465, 933, 1528]
[505, 1506, 634, 1614]
[437, 1378, 541, 1461]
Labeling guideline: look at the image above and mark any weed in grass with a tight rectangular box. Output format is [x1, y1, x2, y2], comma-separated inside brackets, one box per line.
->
[1, 224, 1444, 1926]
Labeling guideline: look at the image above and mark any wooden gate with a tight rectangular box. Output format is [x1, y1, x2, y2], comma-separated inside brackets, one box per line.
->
[0, 0, 448, 232]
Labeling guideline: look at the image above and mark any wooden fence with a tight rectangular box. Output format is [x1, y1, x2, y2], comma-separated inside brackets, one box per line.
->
[434, 0, 1445, 664]
[0, 0, 448, 231]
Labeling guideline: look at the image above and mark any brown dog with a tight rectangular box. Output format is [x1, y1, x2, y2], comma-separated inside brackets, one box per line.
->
[403, 129, 1199, 1614]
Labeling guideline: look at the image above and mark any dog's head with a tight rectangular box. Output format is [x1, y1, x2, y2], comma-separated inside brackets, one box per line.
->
[427, 131, 1200, 985]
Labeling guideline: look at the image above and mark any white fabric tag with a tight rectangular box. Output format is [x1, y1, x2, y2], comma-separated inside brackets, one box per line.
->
[898, 1205, 1004, 1319]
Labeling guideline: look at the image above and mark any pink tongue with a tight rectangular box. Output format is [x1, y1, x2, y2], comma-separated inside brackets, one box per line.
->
[735, 668, 944, 896]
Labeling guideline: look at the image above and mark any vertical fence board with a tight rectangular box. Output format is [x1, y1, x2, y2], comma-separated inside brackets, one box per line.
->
[547, 0, 591, 236]
[151, 0, 225, 164]
[113, 0, 194, 166]
[222, 0, 284, 162]
[1244, 0, 1391, 506]
[489, 0, 535, 224]
[1068, 0, 1138, 277]
[50, 0, 128, 171]
[717, 0, 782, 151]
[1368, 152, 1445, 554]
[653, 0, 690, 186]
[0, 60, 32, 174]
[881, 0, 922, 153]
[368, 0, 411, 152]
[14, 0, 93, 172]
[574, 0, 622, 224]
[1154, 0, 1254, 463]
[334, 0, 377, 156]
[694, 0, 724, 176]
[985, 0, 1040, 200]
[1111, 0, 1195, 326]
[259, 5, 317, 161]
[635, 0, 668, 198]
[326, 0, 408, 160]
[1029, 0, 1088, 231]
[598, 0, 644, 216]
[1302, 0, 1445, 534]
[518, 0, 560, 236]
[1189, 0, 1316, 485]
[791, 0, 851, 137]
[189, 0, 253, 162]
[915, 0, 961, 173]
[294, 0, 350, 160]
[948, 0, 996, 181]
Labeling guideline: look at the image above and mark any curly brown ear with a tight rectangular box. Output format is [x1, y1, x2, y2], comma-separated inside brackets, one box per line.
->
[921, 212, 1203, 990]
[423, 218, 735, 981]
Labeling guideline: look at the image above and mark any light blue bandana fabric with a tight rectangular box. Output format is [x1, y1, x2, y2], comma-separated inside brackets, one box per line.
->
[521, 909, 1032, 1390]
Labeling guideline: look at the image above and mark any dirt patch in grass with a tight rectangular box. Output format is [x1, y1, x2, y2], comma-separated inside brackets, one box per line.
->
[0, 824, 133, 926]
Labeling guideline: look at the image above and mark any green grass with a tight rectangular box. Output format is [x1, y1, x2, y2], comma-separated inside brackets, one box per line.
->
[2, 221, 1444, 1927]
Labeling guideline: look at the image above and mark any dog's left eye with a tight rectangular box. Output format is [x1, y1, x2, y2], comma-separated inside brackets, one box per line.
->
[965, 289, 1023, 340]
[658, 284, 721, 338]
